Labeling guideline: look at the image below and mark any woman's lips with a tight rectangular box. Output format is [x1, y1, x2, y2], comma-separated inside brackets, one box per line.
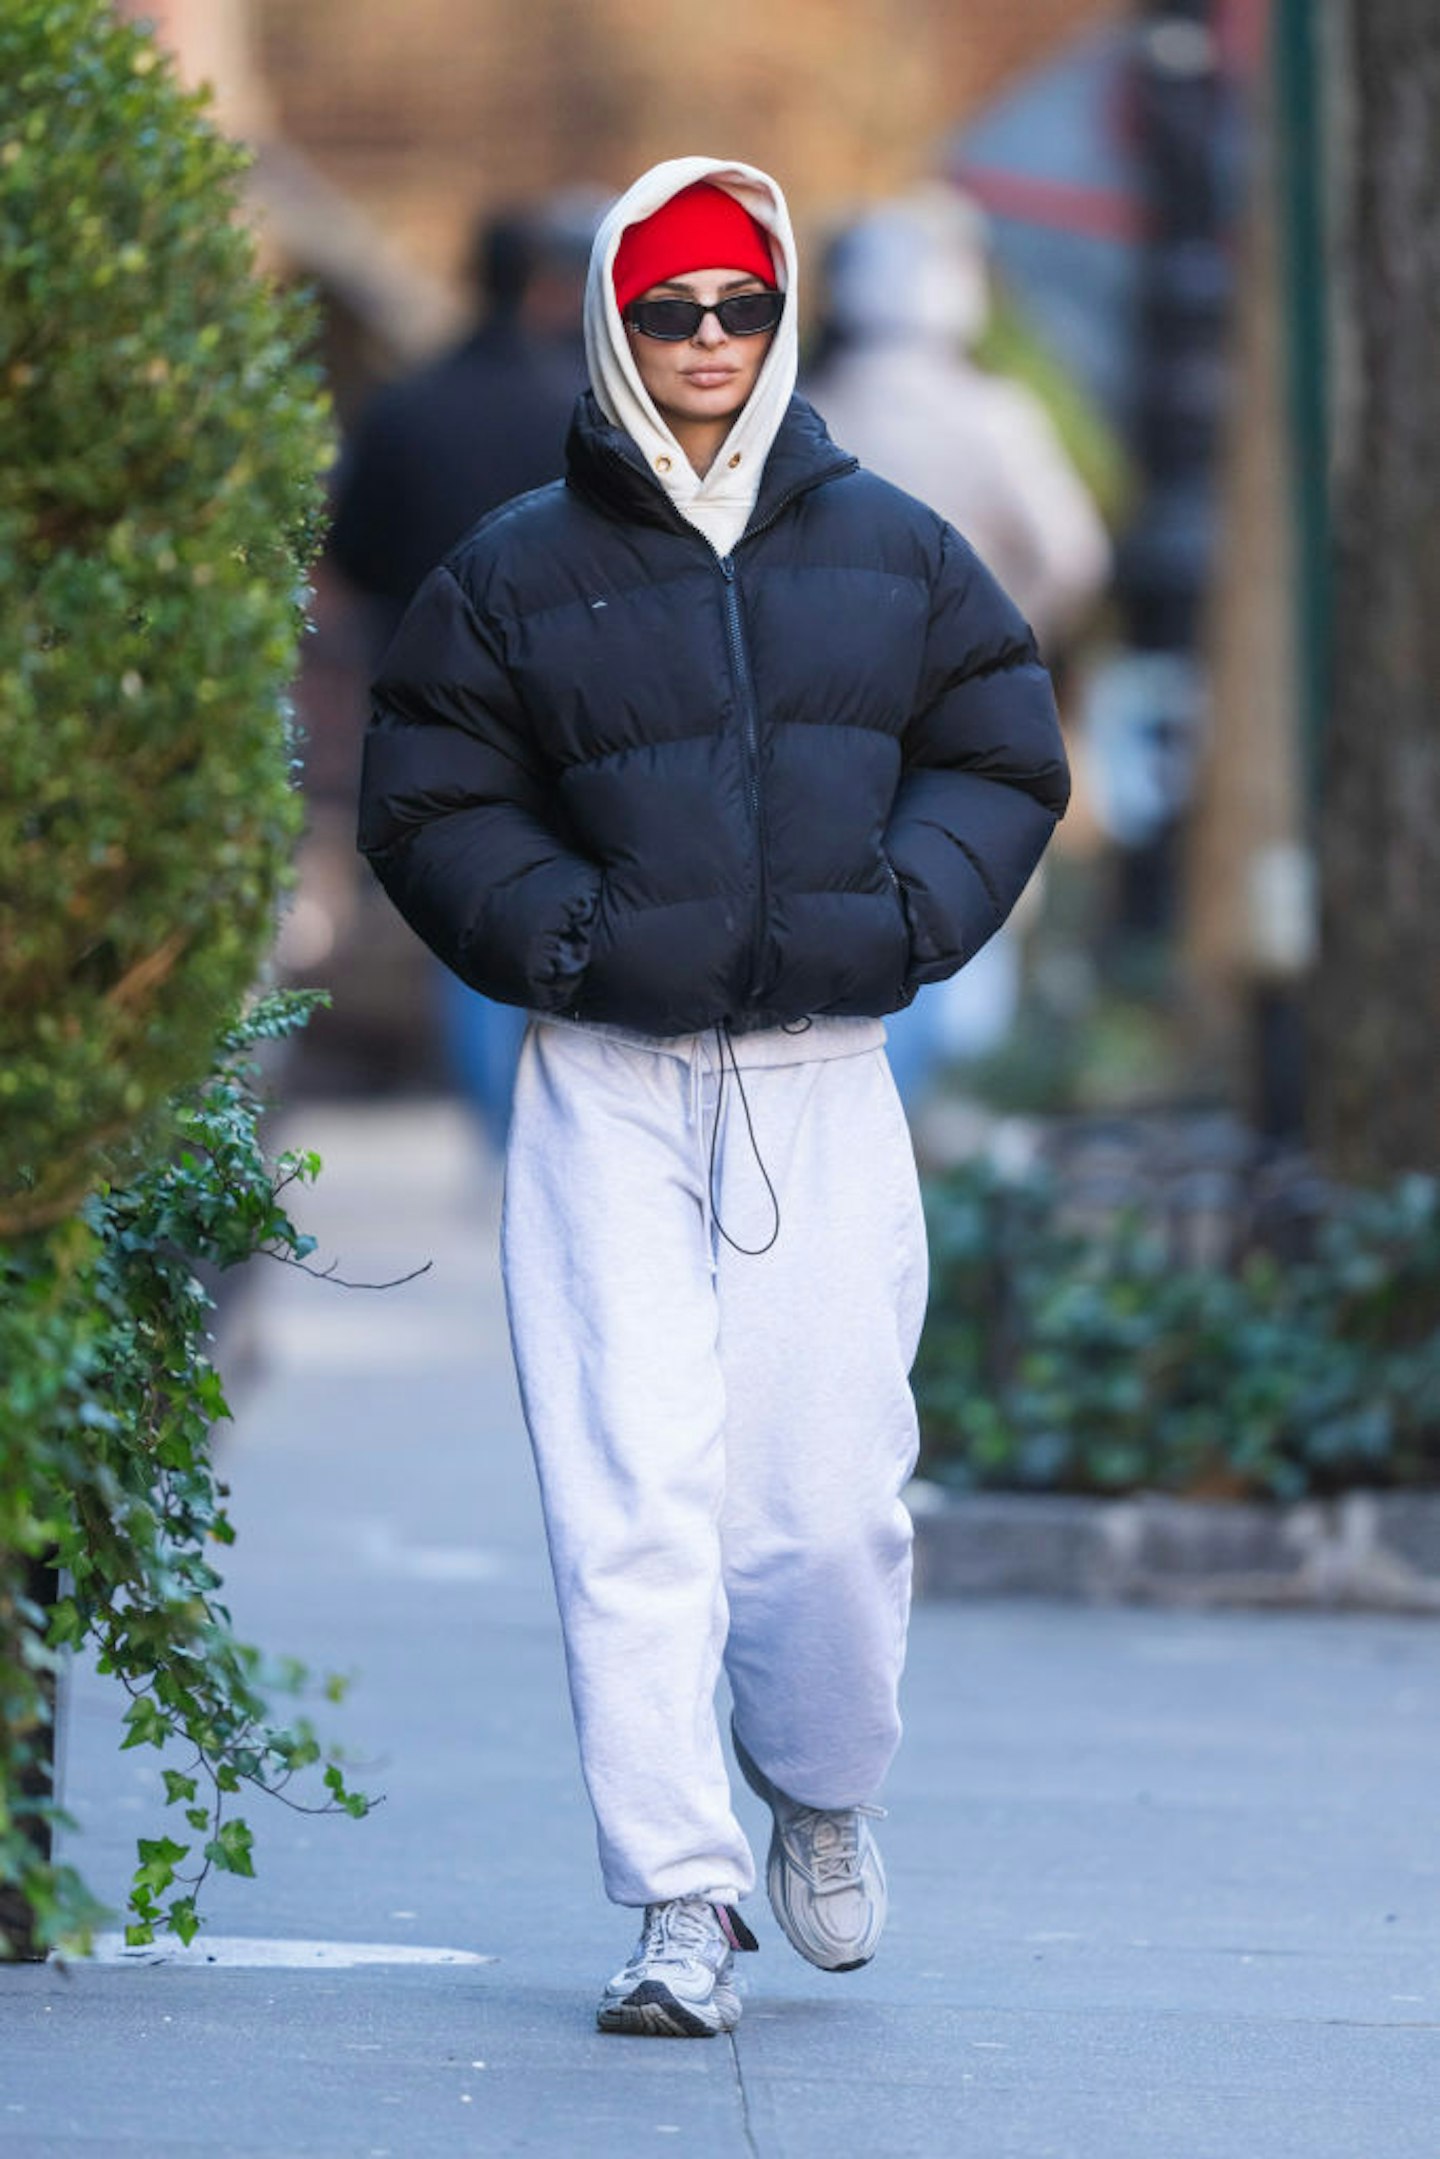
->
[683, 368, 737, 388]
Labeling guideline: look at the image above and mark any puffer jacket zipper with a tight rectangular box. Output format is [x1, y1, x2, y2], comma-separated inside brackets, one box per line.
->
[716, 468, 856, 1008]
[718, 554, 768, 1002]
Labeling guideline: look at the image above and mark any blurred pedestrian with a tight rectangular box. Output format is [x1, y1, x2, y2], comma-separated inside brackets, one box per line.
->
[332, 191, 602, 1139]
[809, 188, 1110, 1099]
[811, 187, 1109, 649]
[358, 156, 1068, 2037]
[331, 193, 600, 654]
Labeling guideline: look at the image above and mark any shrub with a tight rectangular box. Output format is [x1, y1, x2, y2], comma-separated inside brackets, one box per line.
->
[915, 1159, 1440, 1501]
[0, 0, 332, 1232]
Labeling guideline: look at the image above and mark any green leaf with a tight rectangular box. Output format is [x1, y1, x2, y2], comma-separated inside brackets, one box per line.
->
[46, 1597, 85, 1651]
[133, 1832, 188, 1898]
[121, 1696, 167, 1751]
[137, 1836, 188, 1867]
[166, 1897, 200, 1947]
[204, 1818, 255, 1878]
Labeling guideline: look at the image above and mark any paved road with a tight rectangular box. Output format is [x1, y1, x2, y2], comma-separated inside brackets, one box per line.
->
[5, 1100, 1439, 2157]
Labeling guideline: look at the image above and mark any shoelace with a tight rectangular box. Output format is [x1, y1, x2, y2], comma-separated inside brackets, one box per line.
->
[640, 1897, 724, 1965]
[790, 1804, 886, 1891]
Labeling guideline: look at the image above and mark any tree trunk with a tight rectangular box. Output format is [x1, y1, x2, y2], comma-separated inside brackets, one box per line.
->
[1184, 64, 1305, 1112]
[1311, 1, 1440, 1181]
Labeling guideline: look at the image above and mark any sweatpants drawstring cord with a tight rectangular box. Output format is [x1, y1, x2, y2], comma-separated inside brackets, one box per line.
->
[707, 1022, 782, 1257]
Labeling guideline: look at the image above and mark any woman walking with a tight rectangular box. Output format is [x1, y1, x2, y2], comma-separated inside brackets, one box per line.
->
[357, 156, 1069, 2037]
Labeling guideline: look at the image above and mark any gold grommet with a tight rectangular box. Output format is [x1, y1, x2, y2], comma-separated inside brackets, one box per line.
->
[655, 455, 671, 474]
[728, 452, 742, 469]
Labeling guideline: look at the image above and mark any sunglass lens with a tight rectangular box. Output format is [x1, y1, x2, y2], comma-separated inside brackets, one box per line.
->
[626, 299, 701, 339]
[717, 292, 784, 335]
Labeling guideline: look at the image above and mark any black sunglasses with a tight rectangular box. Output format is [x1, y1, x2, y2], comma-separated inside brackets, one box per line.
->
[624, 290, 785, 342]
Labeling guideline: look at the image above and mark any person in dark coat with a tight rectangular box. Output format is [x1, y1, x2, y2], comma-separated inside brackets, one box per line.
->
[333, 192, 599, 1134]
[357, 157, 1069, 2039]
[331, 197, 597, 653]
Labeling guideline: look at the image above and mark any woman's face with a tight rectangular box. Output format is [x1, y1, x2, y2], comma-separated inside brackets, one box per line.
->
[625, 267, 775, 439]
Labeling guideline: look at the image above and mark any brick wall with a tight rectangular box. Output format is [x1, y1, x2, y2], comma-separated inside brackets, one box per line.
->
[254, 0, 1125, 288]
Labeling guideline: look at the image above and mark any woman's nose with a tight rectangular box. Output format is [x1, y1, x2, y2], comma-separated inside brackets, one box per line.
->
[692, 308, 727, 348]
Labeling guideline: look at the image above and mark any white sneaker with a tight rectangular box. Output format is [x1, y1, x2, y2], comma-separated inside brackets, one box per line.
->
[732, 1724, 887, 1971]
[596, 1897, 758, 2038]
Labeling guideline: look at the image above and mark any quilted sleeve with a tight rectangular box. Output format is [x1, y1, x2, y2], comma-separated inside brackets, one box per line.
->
[357, 564, 601, 1011]
[884, 522, 1070, 990]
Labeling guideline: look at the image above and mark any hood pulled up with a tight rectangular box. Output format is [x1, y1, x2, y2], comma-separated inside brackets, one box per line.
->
[583, 156, 799, 556]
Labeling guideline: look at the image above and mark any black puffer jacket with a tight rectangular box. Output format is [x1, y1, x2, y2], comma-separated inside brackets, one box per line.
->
[357, 393, 1069, 1037]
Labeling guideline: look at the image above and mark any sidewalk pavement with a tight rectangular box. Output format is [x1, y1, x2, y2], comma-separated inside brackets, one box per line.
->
[4, 1098, 1440, 2159]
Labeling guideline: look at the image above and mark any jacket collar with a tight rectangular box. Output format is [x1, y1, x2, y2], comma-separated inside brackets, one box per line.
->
[565, 392, 856, 546]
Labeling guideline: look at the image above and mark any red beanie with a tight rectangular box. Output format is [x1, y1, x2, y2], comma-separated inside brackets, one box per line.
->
[612, 182, 777, 316]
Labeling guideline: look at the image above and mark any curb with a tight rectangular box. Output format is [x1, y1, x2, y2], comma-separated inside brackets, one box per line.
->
[907, 1483, 1440, 1612]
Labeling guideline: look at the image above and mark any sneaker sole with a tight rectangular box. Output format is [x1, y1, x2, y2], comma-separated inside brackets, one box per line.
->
[596, 1979, 738, 2039]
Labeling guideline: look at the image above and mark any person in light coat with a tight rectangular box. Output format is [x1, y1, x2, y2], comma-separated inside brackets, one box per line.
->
[810, 187, 1110, 1090]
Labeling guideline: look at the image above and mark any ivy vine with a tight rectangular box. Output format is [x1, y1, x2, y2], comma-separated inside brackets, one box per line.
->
[1, 992, 372, 1957]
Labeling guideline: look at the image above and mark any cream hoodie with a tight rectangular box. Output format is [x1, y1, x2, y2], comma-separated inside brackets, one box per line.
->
[583, 156, 800, 559]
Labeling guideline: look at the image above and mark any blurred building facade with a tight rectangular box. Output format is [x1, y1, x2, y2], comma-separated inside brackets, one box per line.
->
[250, 0, 1126, 289]
[118, 0, 1139, 428]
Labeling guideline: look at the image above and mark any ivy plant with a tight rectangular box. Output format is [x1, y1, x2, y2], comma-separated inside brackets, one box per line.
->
[1, 993, 371, 1958]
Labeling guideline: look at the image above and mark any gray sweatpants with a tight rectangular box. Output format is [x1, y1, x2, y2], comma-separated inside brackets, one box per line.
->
[500, 1016, 929, 1907]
